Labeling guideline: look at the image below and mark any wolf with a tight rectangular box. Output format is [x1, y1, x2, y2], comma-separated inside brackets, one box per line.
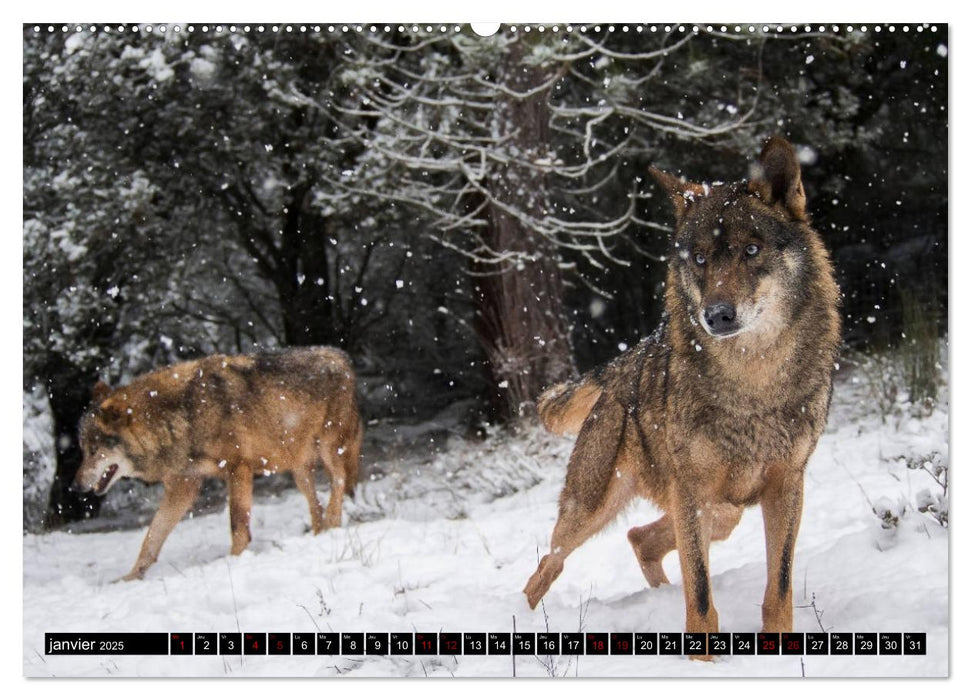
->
[523, 136, 841, 656]
[73, 346, 362, 581]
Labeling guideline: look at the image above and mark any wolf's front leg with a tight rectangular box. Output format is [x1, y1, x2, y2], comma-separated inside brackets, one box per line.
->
[118, 476, 202, 582]
[760, 468, 805, 633]
[670, 488, 719, 660]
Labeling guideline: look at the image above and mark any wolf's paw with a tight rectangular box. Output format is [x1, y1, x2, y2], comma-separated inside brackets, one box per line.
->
[645, 564, 670, 588]
[523, 555, 564, 609]
[309, 523, 338, 536]
[627, 526, 671, 587]
[115, 570, 145, 583]
[637, 558, 670, 588]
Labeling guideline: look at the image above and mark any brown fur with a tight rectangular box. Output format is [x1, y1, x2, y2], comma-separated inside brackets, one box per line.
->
[537, 380, 603, 435]
[524, 137, 841, 659]
[74, 346, 362, 581]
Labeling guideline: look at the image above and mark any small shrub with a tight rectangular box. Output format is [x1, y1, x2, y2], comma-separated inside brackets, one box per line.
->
[857, 352, 902, 424]
[899, 288, 941, 413]
[871, 496, 907, 530]
[904, 451, 948, 528]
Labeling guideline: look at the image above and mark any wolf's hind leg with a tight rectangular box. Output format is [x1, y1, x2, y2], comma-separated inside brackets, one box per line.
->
[120, 476, 202, 581]
[228, 466, 253, 555]
[524, 477, 635, 609]
[292, 464, 326, 534]
[525, 401, 635, 609]
[627, 517, 674, 587]
[524, 515, 585, 609]
[319, 445, 347, 529]
[628, 504, 743, 587]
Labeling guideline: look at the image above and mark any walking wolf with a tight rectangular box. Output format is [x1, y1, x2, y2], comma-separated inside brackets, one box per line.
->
[74, 347, 362, 581]
[524, 137, 841, 657]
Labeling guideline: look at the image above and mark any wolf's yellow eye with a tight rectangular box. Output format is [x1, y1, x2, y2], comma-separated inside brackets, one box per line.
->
[694, 252, 706, 265]
[745, 244, 760, 257]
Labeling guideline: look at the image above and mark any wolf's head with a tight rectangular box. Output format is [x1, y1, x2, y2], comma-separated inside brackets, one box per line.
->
[651, 136, 821, 344]
[74, 381, 138, 496]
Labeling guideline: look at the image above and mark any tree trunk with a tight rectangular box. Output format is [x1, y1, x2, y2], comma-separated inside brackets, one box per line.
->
[277, 239, 338, 348]
[274, 185, 339, 348]
[43, 355, 102, 528]
[473, 36, 575, 421]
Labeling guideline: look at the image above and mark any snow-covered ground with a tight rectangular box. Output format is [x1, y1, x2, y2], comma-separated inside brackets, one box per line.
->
[22, 364, 949, 678]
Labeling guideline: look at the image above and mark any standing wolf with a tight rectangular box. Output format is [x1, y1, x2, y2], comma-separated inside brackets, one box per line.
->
[524, 137, 840, 653]
[73, 347, 362, 581]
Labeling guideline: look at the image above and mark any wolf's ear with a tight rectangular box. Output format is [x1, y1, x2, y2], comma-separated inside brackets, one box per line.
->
[97, 400, 130, 427]
[649, 166, 706, 222]
[748, 136, 808, 222]
[92, 381, 112, 404]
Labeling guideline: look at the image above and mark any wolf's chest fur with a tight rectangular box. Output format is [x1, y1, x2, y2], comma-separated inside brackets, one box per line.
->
[624, 322, 829, 508]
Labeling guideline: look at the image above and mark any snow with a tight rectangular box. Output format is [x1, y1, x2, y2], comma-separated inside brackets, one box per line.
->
[190, 57, 217, 82]
[796, 145, 819, 166]
[23, 391, 55, 533]
[64, 33, 88, 56]
[139, 48, 174, 83]
[189, 46, 219, 82]
[22, 368, 948, 677]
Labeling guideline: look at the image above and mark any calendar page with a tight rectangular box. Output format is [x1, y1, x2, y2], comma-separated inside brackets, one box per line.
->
[22, 18, 949, 679]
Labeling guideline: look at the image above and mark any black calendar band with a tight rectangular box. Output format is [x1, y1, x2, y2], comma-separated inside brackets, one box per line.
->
[45, 633, 169, 655]
[44, 632, 927, 656]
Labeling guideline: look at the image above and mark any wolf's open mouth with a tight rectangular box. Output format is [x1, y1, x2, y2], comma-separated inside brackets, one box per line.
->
[94, 464, 119, 495]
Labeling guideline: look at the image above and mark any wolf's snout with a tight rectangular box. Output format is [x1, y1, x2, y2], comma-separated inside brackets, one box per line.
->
[703, 303, 738, 336]
[93, 464, 120, 495]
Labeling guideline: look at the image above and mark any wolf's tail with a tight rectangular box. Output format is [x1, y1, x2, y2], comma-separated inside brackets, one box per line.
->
[537, 372, 604, 435]
[345, 416, 363, 499]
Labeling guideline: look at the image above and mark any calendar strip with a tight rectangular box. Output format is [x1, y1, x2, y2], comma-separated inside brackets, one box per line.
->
[44, 632, 926, 656]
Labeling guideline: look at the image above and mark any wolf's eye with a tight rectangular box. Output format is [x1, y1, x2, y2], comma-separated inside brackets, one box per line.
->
[745, 243, 761, 257]
[694, 252, 706, 265]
